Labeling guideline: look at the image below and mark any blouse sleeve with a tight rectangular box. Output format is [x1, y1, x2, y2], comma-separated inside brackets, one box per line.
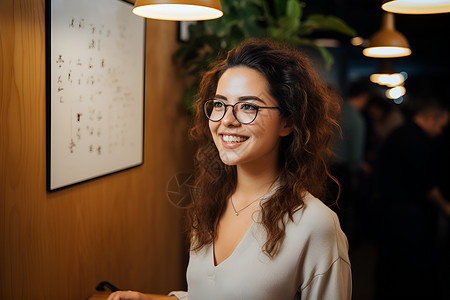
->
[168, 291, 188, 300]
[299, 257, 352, 300]
[295, 196, 352, 300]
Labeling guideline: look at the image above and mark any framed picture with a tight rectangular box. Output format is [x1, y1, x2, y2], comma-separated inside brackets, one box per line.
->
[46, 0, 146, 191]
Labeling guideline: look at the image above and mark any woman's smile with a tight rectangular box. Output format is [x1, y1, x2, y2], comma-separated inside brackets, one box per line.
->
[220, 133, 250, 148]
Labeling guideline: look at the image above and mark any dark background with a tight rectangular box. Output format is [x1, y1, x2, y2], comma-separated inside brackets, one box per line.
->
[302, 0, 450, 98]
[301, 2, 450, 299]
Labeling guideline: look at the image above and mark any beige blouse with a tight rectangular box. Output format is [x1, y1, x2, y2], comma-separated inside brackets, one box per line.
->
[169, 193, 351, 300]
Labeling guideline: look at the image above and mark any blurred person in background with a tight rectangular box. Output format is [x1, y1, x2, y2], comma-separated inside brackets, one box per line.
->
[375, 96, 450, 300]
[436, 122, 450, 299]
[357, 95, 405, 242]
[365, 95, 404, 153]
[330, 80, 372, 245]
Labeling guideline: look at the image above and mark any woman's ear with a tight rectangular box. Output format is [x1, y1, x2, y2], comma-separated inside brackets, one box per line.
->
[280, 117, 294, 137]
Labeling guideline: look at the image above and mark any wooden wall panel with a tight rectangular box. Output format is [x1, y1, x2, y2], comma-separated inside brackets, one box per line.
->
[0, 0, 193, 299]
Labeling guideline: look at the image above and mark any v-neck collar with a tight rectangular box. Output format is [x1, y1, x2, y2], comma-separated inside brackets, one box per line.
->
[212, 221, 255, 268]
[211, 180, 280, 268]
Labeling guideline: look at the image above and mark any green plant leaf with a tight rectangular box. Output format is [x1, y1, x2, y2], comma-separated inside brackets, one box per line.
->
[249, 0, 274, 24]
[273, 0, 287, 19]
[316, 46, 334, 70]
[286, 0, 302, 19]
[302, 15, 357, 36]
[205, 19, 228, 37]
[278, 16, 300, 31]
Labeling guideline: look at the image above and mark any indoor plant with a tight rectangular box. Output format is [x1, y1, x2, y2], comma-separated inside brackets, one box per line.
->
[176, 0, 356, 110]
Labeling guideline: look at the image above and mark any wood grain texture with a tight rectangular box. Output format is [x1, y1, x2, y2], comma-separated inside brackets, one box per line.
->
[0, 0, 193, 299]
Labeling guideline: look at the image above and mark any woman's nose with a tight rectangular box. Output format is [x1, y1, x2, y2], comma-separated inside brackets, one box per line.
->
[221, 106, 241, 127]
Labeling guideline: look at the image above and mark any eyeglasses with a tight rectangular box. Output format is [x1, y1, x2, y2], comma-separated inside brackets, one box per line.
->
[204, 99, 280, 125]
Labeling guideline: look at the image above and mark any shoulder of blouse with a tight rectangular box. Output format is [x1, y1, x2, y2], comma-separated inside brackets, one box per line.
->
[292, 192, 350, 263]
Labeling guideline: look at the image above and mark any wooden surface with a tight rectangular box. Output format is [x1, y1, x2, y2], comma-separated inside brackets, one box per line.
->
[86, 293, 111, 300]
[0, 0, 193, 299]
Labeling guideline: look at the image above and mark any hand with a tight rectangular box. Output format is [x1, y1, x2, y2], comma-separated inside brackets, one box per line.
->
[107, 290, 149, 300]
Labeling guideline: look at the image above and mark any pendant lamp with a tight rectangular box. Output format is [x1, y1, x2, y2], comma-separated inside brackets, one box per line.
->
[382, 0, 450, 14]
[370, 59, 406, 87]
[363, 12, 411, 58]
[132, 0, 223, 21]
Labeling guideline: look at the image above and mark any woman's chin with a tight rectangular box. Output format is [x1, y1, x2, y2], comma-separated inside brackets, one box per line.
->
[219, 158, 238, 166]
[219, 152, 240, 166]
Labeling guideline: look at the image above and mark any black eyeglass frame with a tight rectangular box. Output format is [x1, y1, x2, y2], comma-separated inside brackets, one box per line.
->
[203, 99, 281, 125]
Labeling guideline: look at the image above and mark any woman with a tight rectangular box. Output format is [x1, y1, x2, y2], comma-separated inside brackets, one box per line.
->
[108, 39, 351, 300]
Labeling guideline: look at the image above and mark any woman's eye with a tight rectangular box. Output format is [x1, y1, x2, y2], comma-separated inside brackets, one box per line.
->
[240, 103, 257, 111]
[213, 101, 224, 108]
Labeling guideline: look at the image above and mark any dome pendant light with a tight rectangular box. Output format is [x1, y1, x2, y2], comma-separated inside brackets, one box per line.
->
[370, 59, 406, 87]
[382, 0, 450, 14]
[363, 12, 411, 58]
[132, 0, 223, 21]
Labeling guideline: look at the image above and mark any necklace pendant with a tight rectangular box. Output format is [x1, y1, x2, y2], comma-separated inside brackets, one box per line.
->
[234, 212, 239, 216]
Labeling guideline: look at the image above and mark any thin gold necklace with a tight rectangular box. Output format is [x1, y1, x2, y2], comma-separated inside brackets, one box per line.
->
[230, 197, 261, 216]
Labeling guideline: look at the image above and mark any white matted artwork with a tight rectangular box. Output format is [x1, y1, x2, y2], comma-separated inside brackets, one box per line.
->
[46, 0, 145, 191]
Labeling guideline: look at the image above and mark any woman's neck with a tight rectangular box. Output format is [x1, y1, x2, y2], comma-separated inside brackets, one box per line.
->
[234, 160, 279, 200]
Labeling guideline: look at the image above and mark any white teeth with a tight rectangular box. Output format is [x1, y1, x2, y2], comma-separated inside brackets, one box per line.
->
[222, 135, 249, 143]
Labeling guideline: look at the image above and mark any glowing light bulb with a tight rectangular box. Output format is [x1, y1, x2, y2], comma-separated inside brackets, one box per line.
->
[370, 73, 405, 87]
[370, 74, 382, 84]
[351, 37, 365, 46]
[363, 46, 411, 58]
[385, 74, 405, 87]
[386, 86, 406, 99]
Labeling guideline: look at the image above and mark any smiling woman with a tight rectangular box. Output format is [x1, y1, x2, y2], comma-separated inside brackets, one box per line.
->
[207, 66, 291, 167]
[108, 39, 350, 300]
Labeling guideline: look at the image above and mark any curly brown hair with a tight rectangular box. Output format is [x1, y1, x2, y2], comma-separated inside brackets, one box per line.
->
[188, 39, 340, 258]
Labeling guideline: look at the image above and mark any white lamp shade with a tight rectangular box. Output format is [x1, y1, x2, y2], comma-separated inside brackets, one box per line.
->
[133, 0, 223, 21]
[363, 46, 411, 58]
[363, 13, 411, 58]
[382, 0, 450, 14]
